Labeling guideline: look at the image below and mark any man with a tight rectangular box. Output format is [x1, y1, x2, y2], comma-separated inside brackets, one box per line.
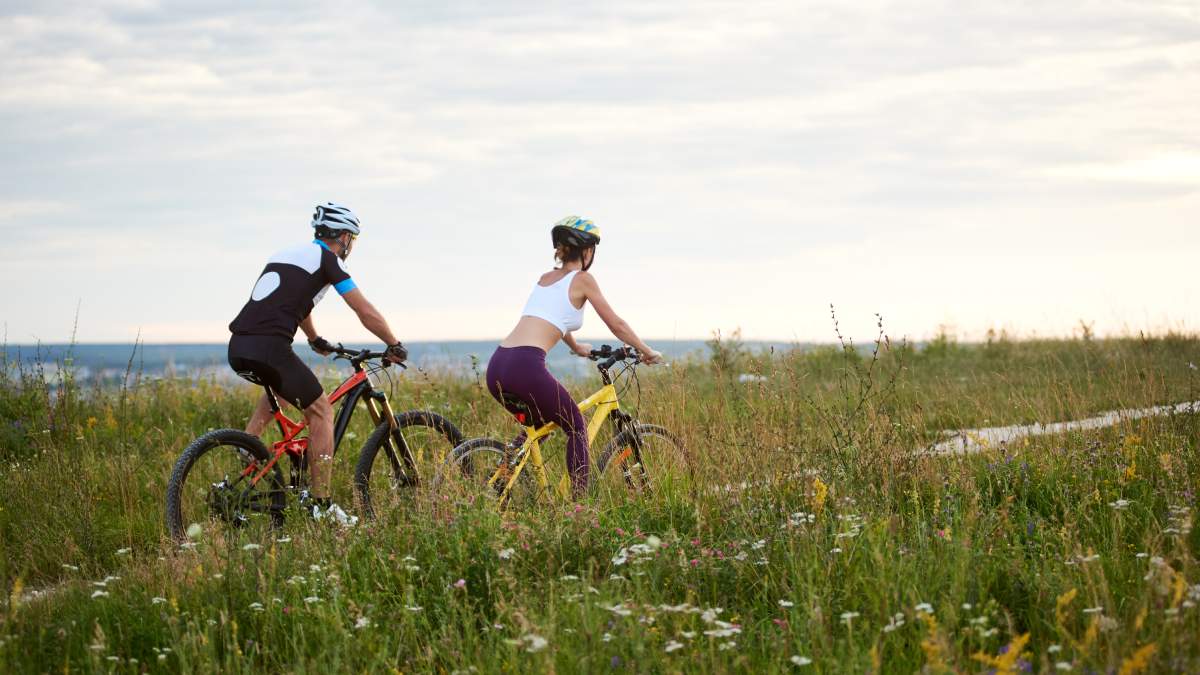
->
[227, 202, 406, 525]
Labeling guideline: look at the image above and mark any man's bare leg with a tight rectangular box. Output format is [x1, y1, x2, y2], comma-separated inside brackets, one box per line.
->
[245, 392, 276, 436]
[303, 395, 335, 499]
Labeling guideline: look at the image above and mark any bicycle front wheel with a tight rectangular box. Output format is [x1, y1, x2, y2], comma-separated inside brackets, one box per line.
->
[165, 429, 286, 543]
[595, 423, 688, 497]
[353, 410, 463, 519]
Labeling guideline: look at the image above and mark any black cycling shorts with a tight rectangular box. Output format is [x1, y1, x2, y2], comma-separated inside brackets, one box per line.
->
[227, 334, 324, 409]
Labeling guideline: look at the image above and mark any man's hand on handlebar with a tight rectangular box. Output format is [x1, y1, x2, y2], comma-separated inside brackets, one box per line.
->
[384, 342, 408, 365]
[308, 336, 336, 356]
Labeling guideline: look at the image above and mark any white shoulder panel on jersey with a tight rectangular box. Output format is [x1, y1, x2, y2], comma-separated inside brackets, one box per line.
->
[267, 242, 323, 273]
[250, 271, 281, 301]
[312, 284, 331, 307]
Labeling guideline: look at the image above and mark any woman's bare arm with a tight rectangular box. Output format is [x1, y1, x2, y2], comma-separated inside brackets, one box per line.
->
[576, 272, 661, 362]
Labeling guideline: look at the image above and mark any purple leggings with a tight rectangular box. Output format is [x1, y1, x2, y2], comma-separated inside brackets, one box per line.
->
[486, 345, 589, 492]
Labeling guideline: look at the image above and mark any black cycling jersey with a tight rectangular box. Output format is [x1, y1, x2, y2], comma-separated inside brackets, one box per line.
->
[229, 240, 357, 339]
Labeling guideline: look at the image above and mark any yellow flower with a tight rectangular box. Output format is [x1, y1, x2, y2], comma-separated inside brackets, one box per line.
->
[972, 633, 1030, 675]
[1118, 643, 1157, 675]
[811, 477, 828, 512]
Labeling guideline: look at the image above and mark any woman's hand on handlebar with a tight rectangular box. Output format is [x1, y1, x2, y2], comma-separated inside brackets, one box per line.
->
[572, 341, 594, 358]
[639, 347, 664, 365]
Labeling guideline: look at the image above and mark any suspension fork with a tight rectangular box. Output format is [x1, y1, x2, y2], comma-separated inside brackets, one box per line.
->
[365, 386, 420, 484]
[612, 410, 650, 485]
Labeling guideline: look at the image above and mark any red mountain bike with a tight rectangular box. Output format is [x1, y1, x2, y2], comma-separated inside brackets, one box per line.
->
[165, 345, 462, 541]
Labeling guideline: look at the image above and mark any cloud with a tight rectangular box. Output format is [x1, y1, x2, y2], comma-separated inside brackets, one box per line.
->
[1, 0, 1198, 341]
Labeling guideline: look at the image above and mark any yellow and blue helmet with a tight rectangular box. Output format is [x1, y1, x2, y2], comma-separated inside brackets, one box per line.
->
[551, 215, 601, 248]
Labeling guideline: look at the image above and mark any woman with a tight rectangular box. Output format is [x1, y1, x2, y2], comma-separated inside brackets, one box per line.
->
[486, 216, 663, 496]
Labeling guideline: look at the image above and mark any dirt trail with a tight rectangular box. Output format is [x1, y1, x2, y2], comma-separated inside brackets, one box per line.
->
[930, 400, 1200, 455]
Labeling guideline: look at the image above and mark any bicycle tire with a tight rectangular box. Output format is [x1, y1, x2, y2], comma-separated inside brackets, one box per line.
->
[165, 429, 286, 543]
[596, 423, 688, 495]
[353, 410, 463, 519]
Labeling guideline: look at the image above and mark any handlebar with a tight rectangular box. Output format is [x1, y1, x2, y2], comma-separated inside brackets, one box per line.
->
[330, 343, 406, 369]
[587, 344, 642, 371]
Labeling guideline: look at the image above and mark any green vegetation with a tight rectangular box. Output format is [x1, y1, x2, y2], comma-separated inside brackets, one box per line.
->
[1, 334, 1198, 672]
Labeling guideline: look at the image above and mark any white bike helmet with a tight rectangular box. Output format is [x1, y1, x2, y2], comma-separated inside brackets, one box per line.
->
[311, 202, 361, 235]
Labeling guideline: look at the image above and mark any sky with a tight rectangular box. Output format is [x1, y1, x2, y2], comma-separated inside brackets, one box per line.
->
[1, 0, 1197, 345]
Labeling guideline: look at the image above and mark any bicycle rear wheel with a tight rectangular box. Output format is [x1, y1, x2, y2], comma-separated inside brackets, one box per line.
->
[431, 437, 542, 509]
[353, 411, 463, 519]
[595, 423, 688, 498]
[165, 429, 286, 543]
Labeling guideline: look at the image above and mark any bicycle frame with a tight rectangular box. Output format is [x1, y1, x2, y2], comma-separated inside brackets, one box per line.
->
[489, 380, 637, 508]
[242, 368, 400, 489]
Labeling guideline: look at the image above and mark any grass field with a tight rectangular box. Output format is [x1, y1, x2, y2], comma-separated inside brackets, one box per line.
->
[1, 331, 1198, 673]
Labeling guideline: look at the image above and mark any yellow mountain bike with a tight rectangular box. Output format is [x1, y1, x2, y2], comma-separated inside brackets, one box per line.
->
[432, 345, 687, 508]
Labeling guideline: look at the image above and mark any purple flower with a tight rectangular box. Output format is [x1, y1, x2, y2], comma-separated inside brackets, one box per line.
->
[610, 655, 622, 668]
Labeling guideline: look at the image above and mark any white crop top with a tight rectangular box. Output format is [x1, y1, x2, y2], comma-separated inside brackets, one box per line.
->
[520, 270, 584, 335]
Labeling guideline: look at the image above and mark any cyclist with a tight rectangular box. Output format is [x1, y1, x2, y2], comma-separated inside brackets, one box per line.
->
[227, 202, 407, 525]
[486, 216, 663, 497]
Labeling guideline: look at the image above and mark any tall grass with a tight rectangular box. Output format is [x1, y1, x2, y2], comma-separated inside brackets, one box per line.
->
[1, 333, 1198, 672]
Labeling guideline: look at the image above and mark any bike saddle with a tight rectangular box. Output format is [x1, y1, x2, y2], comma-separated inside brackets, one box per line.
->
[500, 393, 536, 426]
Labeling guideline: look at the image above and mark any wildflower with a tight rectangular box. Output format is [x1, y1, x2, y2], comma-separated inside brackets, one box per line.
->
[276, 536, 292, 543]
[1083, 606, 1103, 614]
[179, 542, 197, 551]
[602, 633, 613, 642]
[791, 655, 813, 666]
[605, 603, 633, 617]
[751, 540, 766, 550]
[645, 535, 663, 549]
[612, 550, 628, 565]
[1048, 645, 1062, 653]
[152, 597, 168, 604]
[1056, 662, 1072, 671]
[242, 543, 262, 551]
[883, 613, 906, 632]
[116, 547, 131, 556]
[961, 603, 972, 610]
[185, 523, 203, 539]
[453, 578, 467, 589]
[249, 602, 265, 612]
[406, 606, 423, 612]
[830, 547, 842, 554]
[840, 611, 860, 625]
[779, 599, 795, 608]
[703, 623, 741, 638]
[304, 596, 321, 604]
[680, 631, 697, 639]
[91, 590, 109, 599]
[1109, 499, 1132, 510]
[498, 547, 515, 560]
[62, 564, 80, 572]
[719, 640, 737, 650]
[522, 634, 548, 653]
[915, 602, 933, 614]
[355, 616, 371, 629]
[664, 640, 684, 653]
[560, 574, 579, 581]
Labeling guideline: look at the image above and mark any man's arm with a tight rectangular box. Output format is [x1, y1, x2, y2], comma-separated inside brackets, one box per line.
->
[341, 288, 399, 346]
[299, 314, 320, 342]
